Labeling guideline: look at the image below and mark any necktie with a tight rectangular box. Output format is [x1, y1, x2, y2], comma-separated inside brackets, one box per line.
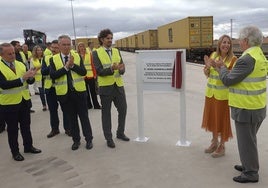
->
[10, 62, 16, 73]
[64, 55, 74, 91]
[64, 56, 68, 63]
[106, 49, 111, 59]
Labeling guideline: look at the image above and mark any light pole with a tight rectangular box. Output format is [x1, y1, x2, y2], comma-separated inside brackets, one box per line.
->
[230, 18, 234, 39]
[85, 25, 88, 38]
[69, 0, 77, 47]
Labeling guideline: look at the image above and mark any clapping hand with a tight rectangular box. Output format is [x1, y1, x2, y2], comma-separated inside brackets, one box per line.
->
[117, 63, 125, 71]
[22, 68, 38, 81]
[203, 55, 213, 77]
[65, 55, 74, 69]
[214, 57, 225, 68]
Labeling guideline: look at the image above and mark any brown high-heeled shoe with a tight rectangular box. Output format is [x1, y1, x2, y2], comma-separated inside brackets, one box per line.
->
[211, 143, 225, 158]
[204, 140, 218, 153]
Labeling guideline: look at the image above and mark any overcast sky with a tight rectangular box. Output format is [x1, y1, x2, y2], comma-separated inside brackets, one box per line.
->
[1, 0, 268, 44]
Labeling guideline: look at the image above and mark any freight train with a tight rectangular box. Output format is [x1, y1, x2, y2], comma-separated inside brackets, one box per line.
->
[115, 16, 214, 62]
[115, 16, 268, 62]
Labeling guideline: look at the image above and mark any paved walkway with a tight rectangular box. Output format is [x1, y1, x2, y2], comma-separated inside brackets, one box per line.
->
[0, 51, 267, 188]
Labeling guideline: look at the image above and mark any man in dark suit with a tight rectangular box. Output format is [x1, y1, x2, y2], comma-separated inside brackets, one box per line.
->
[92, 29, 129, 148]
[11, 40, 35, 113]
[215, 26, 266, 183]
[50, 35, 93, 151]
[41, 40, 71, 138]
[0, 43, 41, 161]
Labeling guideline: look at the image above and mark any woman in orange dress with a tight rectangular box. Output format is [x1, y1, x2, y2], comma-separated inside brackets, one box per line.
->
[202, 35, 237, 158]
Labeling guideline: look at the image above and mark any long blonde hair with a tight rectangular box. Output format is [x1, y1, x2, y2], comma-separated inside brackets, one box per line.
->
[216, 34, 234, 62]
[31, 45, 44, 60]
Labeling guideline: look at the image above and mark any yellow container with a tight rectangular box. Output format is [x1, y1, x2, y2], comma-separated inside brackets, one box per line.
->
[157, 16, 213, 49]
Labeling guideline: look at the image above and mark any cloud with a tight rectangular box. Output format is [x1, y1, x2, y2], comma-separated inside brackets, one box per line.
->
[0, 0, 268, 44]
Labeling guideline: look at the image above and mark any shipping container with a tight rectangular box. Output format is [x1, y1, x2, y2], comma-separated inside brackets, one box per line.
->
[158, 16, 213, 48]
[75, 37, 99, 49]
[121, 37, 129, 51]
[87, 37, 99, 49]
[157, 16, 213, 60]
[115, 39, 122, 49]
[137, 30, 158, 49]
[128, 34, 138, 51]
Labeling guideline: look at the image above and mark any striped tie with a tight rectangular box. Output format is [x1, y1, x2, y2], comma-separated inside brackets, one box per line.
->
[10, 62, 16, 73]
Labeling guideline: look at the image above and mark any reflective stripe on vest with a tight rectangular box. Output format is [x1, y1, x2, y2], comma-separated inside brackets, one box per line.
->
[228, 46, 267, 109]
[54, 77, 84, 86]
[0, 85, 28, 94]
[229, 87, 266, 95]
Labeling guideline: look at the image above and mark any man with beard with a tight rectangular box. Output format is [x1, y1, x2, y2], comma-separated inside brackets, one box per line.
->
[92, 29, 129, 148]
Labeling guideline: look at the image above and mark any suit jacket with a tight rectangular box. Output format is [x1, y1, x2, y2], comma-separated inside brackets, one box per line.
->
[0, 61, 34, 112]
[92, 49, 125, 95]
[219, 54, 266, 123]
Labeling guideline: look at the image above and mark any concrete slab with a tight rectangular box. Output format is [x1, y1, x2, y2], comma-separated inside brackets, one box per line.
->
[0, 51, 268, 188]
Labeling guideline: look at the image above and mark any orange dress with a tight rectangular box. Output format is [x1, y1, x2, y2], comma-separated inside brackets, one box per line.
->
[201, 96, 232, 142]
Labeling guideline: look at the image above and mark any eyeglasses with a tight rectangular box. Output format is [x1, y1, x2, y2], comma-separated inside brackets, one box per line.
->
[6, 52, 15, 55]
[60, 43, 71, 46]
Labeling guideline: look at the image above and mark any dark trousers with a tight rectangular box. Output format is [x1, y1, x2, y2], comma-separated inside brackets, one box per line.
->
[100, 88, 127, 140]
[0, 113, 6, 132]
[38, 86, 46, 106]
[60, 91, 93, 142]
[235, 120, 262, 180]
[85, 78, 100, 108]
[45, 87, 69, 131]
[4, 99, 33, 155]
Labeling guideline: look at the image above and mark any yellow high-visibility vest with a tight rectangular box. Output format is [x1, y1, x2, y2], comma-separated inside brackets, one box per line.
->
[43, 55, 53, 89]
[229, 46, 266, 109]
[31, 58, 42, 82]
[205, 52, 236, 100]
[84, 52, 95, 78]
[52, 52, 86, 95]
[96, 47, 124, 87]
[19, 51, 27, 64]
[0, 60, 30, 105]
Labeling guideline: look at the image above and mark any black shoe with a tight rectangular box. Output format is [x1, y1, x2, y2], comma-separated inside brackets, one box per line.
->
[71, 142, 80, 150]
[65, 130, 72, 137]
[94, 106, 102, 109]
[234, 165, 244, 172]
[117, 134, 130, 141]
[233, 175, 258, 183]
[24, 146, 42, 154]
[107, 139, 115, 148]
[13, 153, 24, 161]
[47, 130, 60, 138]
[86, 141, 93, 150]
[30, 109, 35, 113]
[35, 92, 40, 95]
[0, 126, 5, 133]
[42, 106, 47, 111]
